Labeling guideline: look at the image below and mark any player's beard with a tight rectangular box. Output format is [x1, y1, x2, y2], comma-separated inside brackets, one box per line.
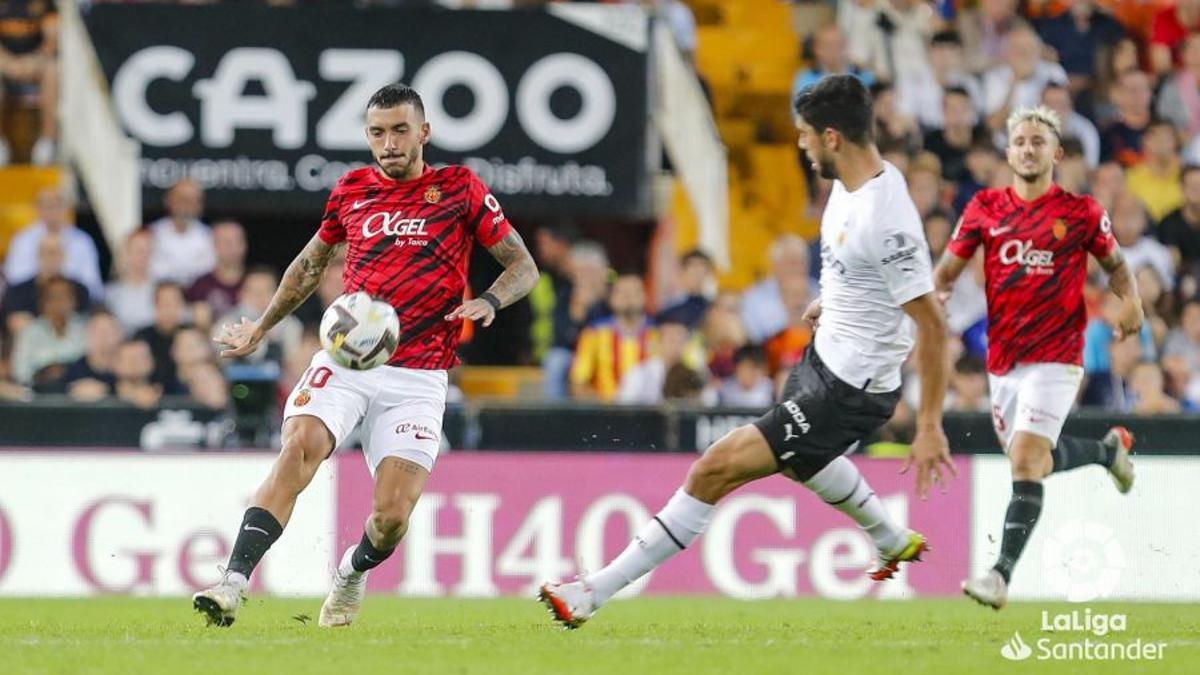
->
[375, 148, 417, 180]
[1012, 156, 1050, 184]
[808, 150, 838, 180]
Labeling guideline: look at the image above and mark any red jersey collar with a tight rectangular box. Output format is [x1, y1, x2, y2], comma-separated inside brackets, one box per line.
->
[1005, 183, 1062, 209]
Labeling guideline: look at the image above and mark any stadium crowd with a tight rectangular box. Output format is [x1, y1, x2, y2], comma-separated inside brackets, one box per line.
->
[1, 0, 1199, 423]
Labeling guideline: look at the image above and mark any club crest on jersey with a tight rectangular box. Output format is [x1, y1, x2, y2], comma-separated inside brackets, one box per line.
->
[1052, 218, 1067, 240]
[424, 185, 442, 204]
[294, 389, 311, 407]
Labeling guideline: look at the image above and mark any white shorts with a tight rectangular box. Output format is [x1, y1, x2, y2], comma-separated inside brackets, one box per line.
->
[283, 350, 448, 474]
[988, 363, 1084, 451]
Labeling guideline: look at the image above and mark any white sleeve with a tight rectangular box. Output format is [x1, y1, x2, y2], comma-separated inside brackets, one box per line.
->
[866, 197, 934, 306]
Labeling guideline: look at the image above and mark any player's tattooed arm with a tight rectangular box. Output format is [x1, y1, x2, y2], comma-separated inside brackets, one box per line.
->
[1098, 247, 1144, 339]
[262, 235, 340, 330]
[445, 230, 539, 328]
[483, 230, 540, 308]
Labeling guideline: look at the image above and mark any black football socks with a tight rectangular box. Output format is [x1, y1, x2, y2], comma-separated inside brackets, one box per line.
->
[350, 531, 396, 573]
[226, 507, 284, 580]
[992, 480, 1044, 583]
[1051, 435, 1114, 473]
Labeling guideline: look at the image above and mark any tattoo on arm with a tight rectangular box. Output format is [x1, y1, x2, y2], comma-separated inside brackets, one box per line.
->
[483, 230, 540, 309]
[260, 235, 338, 330]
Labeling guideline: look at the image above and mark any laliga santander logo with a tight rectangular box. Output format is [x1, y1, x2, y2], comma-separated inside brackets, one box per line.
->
[1042, 518, 1127, 602]
[1001, 632, 1034, 661]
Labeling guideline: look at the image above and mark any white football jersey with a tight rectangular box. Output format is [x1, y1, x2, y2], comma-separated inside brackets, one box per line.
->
[813, 161, 934, 393]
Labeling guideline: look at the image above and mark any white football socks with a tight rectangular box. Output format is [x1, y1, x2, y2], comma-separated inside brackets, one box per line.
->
[804, 456, 907, 555]
[585, 488, 713, 605]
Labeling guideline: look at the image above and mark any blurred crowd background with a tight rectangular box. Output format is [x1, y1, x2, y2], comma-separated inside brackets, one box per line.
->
[1, 0, 1198, 440]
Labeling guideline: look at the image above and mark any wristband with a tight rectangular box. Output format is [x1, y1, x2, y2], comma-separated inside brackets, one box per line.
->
[479, 291, 502, 312]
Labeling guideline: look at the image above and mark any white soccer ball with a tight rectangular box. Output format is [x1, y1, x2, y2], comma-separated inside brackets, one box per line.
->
[319, 292, 400, 370]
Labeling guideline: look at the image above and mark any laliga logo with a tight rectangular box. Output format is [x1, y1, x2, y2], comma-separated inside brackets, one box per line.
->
[998, 239, 1054, 268]
[1042, 518, 1127, 602]
[1001, 632, 1034, 661]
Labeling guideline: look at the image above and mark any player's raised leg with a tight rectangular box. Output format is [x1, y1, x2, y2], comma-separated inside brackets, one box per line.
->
[320, 456, 429, 627]
[193, 415, 334, 626]
[539, 424, 775, 629]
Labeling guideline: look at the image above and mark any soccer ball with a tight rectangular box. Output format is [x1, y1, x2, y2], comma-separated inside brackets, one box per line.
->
[319, 292, 400, 370]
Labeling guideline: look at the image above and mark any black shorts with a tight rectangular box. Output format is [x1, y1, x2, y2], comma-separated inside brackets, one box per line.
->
[753, 347, 901, 481]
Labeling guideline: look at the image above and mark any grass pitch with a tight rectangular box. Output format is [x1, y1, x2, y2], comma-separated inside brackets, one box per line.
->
[2, 597, 1197, 675]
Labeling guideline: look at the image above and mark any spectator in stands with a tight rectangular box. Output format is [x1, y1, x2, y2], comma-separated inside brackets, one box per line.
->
[1135, 266, 1172, 348]
[871, 81, 921, 155]
[0, 232, 89, 337]
[542, 240, 609, 400]
[570, 274, 655, 401]
[1111, 192, 1175, 290]
[187, 362, 230, 412]
[1125, 120, 1183, 224]
[840, 0, 934, 85]
[954, 138, 1004, 213]
[702, 290, 746, 380]
[1163, 297, 1200, 382]
[1089, 161, 1126, 212]
[657, 248, 713, 329]
[112, 339, 161, 409]
[1082, 329, 1141, 410]
[171, 326, 216, 388]
[1100, 69, 1153, 167]
[4, 188, 102, 299]
[10, 275, 85, 388]
[906, 158, 943, 221]
[924, 210, 955, 259]
[0, 0, 58, 165]
[742, 234, 810, 344]
[1149, 0, 1200, 77]
[528, 223, 575, 367]
[1041, 83, 1100, 169]
[148, 179, 216, 285]
[104, 230, 155, 334]
[187, 220, 247, 330]
[62, 308, 122, 402]
[922, 86, 989, 183]
[763, 273, 813, 374]
[216, 266, 302, 369]
[1084, 293, 1157, 384]
[1033, 0, 1123, 100]
[133, 282, 188, 391]
[709, 344, 773, 408]
[616, 317, 693, 405]
[662, 361, 706, 402]
[1056, 138, 1090, 194]
[1156, 33, 1200, 139]
[898, 30, 984, 131]
[957, 0, 1030, 74]
[0, 333, 30, 401]
[791, 23, 873, 101]
[1130, 361, 1181, 414]
[948, 353, 990, 412]
[1157, 164, 1200, 271]
[982, 27, 1068, 134]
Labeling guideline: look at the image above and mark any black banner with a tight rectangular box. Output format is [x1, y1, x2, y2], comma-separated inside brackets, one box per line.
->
[86, 5, 651, 217]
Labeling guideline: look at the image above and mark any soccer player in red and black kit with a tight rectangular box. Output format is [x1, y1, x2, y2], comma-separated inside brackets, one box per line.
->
[192, 84, 538, 627]
[935, 106, 1141, 609]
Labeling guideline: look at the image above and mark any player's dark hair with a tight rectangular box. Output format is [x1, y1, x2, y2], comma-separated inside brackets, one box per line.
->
[793, 74, 874, 145]
[367, 83, 425, 118]
[1180, 163, 1200, 184]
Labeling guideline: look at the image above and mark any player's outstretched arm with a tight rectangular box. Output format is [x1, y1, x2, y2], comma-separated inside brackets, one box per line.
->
[899, 292, 957, 500]
[445, 230, 539, 328]
[932, 249, 969, 301]
[1097, 247, 1144, 340]
[214, 234, 339, 358]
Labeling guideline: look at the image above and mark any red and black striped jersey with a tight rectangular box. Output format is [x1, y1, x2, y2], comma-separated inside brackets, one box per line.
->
[947, 184, 1117, 375]
[317, 164, 513, 370]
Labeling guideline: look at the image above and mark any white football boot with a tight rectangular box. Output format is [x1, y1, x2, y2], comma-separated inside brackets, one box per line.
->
[538, 580, 598, 630]
[962, 569, 1009, 610]
[192, 571, 246, 627]
[1103, 426, 1135, 494]
[319, 547, 368, 627]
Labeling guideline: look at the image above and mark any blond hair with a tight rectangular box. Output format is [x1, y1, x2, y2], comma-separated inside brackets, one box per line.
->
[1006, 105, 1063, 140]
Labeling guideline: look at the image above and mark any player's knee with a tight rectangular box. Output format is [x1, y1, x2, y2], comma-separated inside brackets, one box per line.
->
[1009, 441, 1051, 479]
[280, 418, 334, 472]
[370, 501, 414, 540]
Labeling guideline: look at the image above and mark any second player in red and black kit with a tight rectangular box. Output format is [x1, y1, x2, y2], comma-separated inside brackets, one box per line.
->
[935, 107, 1141, 610]
[318, 162, 513, 369]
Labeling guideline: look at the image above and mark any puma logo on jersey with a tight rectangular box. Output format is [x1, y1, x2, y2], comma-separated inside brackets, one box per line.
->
[783, 425, 801, 442]
[362, 211, 429, 238]
[998, 239, 1054, 272]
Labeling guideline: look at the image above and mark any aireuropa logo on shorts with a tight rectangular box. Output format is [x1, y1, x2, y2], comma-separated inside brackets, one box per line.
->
[1042, 518, 1126, 602]
[998, 609, 1167, 662]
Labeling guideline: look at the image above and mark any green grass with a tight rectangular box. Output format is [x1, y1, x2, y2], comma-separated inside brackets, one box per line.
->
[1, 597, 1197, 675]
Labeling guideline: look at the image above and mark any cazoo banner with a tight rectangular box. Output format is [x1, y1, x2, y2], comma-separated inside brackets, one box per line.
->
[86, 4, 652, 217]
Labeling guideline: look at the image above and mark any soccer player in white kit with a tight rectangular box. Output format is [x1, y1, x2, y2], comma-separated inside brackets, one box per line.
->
[538, 75, 956, 628]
